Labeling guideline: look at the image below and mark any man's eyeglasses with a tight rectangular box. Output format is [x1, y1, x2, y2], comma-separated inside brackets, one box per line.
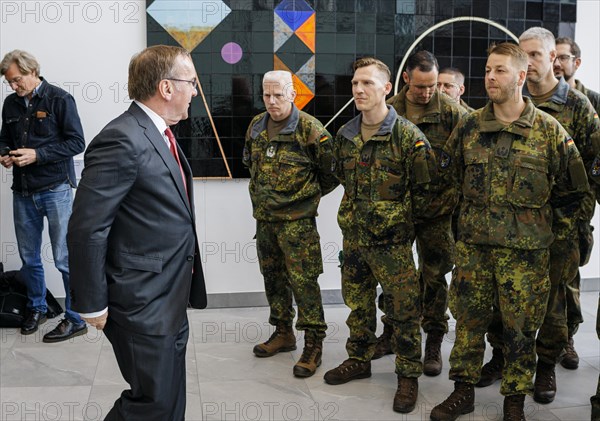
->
[3, 76, 23, 86]
[166, 78, 198, 90]
[555, 54, 576, 63]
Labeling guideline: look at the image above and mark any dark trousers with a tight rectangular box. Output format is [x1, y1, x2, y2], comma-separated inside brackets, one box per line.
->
[104, 318, 189, 421]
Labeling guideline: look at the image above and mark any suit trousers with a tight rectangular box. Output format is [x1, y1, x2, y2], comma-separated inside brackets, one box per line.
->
[104, 317, 189, 421]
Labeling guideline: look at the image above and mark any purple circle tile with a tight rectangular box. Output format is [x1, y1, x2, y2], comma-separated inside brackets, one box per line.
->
[221, 42, 243, 64]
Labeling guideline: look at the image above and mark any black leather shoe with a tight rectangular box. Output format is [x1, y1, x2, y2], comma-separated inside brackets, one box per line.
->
[21, 311, 47, 335]
[43, 319, 88, 343]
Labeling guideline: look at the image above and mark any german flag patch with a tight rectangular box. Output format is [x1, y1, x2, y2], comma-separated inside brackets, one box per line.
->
[565, 137, 574, 147]
[319, 135, 329, 143]
[414, 140, 426, 149]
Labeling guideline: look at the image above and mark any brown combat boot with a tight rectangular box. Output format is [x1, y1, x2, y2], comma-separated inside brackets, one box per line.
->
[476, 347, 503, 387]
[430, 382, 475, 421]
[533, 361, 556, 404]
[372, 323, 393, 360]
[253, 323, 296, 357]
[393, 376, 418, 413]
[560, 336, 579, 369]
[324, 358, 371, 385]
[293, 339, 322, 378]
[503, 394, 526, 421]
[423, 330, 444, 376]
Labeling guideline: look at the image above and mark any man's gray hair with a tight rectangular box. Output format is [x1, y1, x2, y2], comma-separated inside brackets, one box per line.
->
[519, 27, 556, 52]
[0, 50, 40, 77]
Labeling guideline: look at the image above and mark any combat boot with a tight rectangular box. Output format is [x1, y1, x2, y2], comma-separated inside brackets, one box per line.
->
[423, 330, 444, 376]
[560, 336, 579, 369]
[393, 376, 418, 413]
[503, 394, 525, 421]
[430, 382, 475, 421]
[476, 347, 503, 387]
[533, 360, 556, 404]
[372, 323, 393, 359]
[324, 358, 371, 385]
[293, 339, 322, 378]
[253, 323, 296, 357]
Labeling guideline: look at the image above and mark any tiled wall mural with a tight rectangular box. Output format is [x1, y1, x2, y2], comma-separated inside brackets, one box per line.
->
[146, 0, 577, 178]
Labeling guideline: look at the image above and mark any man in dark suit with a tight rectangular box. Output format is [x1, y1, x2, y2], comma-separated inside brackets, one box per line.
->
[67, 45, 207, 420]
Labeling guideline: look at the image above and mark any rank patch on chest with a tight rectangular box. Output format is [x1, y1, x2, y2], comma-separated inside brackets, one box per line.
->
[266, 144, 277, 158]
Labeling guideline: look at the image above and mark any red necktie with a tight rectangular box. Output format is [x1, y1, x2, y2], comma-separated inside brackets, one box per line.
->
[165, 127, 188, 196]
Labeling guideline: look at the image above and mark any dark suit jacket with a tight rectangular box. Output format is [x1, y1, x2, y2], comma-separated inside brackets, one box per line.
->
[68, 102, 207, 336]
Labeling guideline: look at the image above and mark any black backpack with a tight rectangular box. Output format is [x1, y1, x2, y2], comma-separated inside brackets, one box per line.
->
[0, 263, 64, 328]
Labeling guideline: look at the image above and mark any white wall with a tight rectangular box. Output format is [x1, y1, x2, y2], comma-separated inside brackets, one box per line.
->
[0, 0, 598, 299]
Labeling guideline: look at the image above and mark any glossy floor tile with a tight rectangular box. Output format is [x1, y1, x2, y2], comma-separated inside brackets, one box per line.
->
[1, 292, 598, 420]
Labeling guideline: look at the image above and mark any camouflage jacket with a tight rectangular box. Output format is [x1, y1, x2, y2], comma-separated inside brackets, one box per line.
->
[334, 106, 437, 246]
[524, 77, 600, 229]
[591, 133, 600, 203]
[386, 86, 468, 219]
[446, 98, 591, 249]
[243, 104, 338, 222]
[575, 79, 600, 113]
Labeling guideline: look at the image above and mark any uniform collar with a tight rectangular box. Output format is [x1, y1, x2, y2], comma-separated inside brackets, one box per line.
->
[250, 103, 300, 140]
[523, 76, 569, 111]
[479, 97, 535, 137]
[338, 105, 398, 141]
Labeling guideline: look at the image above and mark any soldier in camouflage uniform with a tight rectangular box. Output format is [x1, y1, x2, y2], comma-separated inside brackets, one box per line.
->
[244, 70, 338, 378]
[431, 43, 591, 421]
[554, 36, 600, 375]
[555, 37, 600, 113]
[323, 57, 438, 414]
[437, 67, 476, 112]
[478, 28, 600, 404]
[377, 52, 467, 377]
[590, 141, 600, 421]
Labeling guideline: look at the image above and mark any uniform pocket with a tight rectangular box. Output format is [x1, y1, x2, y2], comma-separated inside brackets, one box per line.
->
[508, 155, 550, 208]
[462, 150, 488, 205]
[372, 158, 404, 200]
[342, 158, 357, 199]
[275, 153, 311, 192]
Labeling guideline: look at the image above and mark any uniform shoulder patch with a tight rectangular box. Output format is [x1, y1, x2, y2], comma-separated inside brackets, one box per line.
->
[440, 150, 451, 169]
[592, 156, 600, 177]
[414, 140, 426, 149]
[565, 137, 575, 147]
[319, 134, 329, 143]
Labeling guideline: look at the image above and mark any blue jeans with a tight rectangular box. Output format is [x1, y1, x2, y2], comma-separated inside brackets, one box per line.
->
[13, 183, 82, 324]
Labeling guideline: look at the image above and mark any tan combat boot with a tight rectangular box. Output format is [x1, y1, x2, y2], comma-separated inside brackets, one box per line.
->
[372, 323, 393, 359]
[476, 347, 503, 387]
[423, 330, 444, 376]
[253, 323, 296, 357]
[430, 382, 475, 421]
[293, 339, 322, 377]
[503, 394, 525, 421]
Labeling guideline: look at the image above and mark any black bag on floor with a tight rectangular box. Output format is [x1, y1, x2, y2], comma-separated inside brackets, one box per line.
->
[0, 264, 64, 328]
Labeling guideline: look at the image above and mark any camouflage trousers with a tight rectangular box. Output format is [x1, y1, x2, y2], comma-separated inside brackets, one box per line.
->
[591, 294, 600, 421]
[486, 238, 579, 364]
[256, 218, 327, 340]
[449, 241, 550, 396]
[379, 214, 454, 334]
[342, 240, 422, 377]
[566, 270, 584, 336]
